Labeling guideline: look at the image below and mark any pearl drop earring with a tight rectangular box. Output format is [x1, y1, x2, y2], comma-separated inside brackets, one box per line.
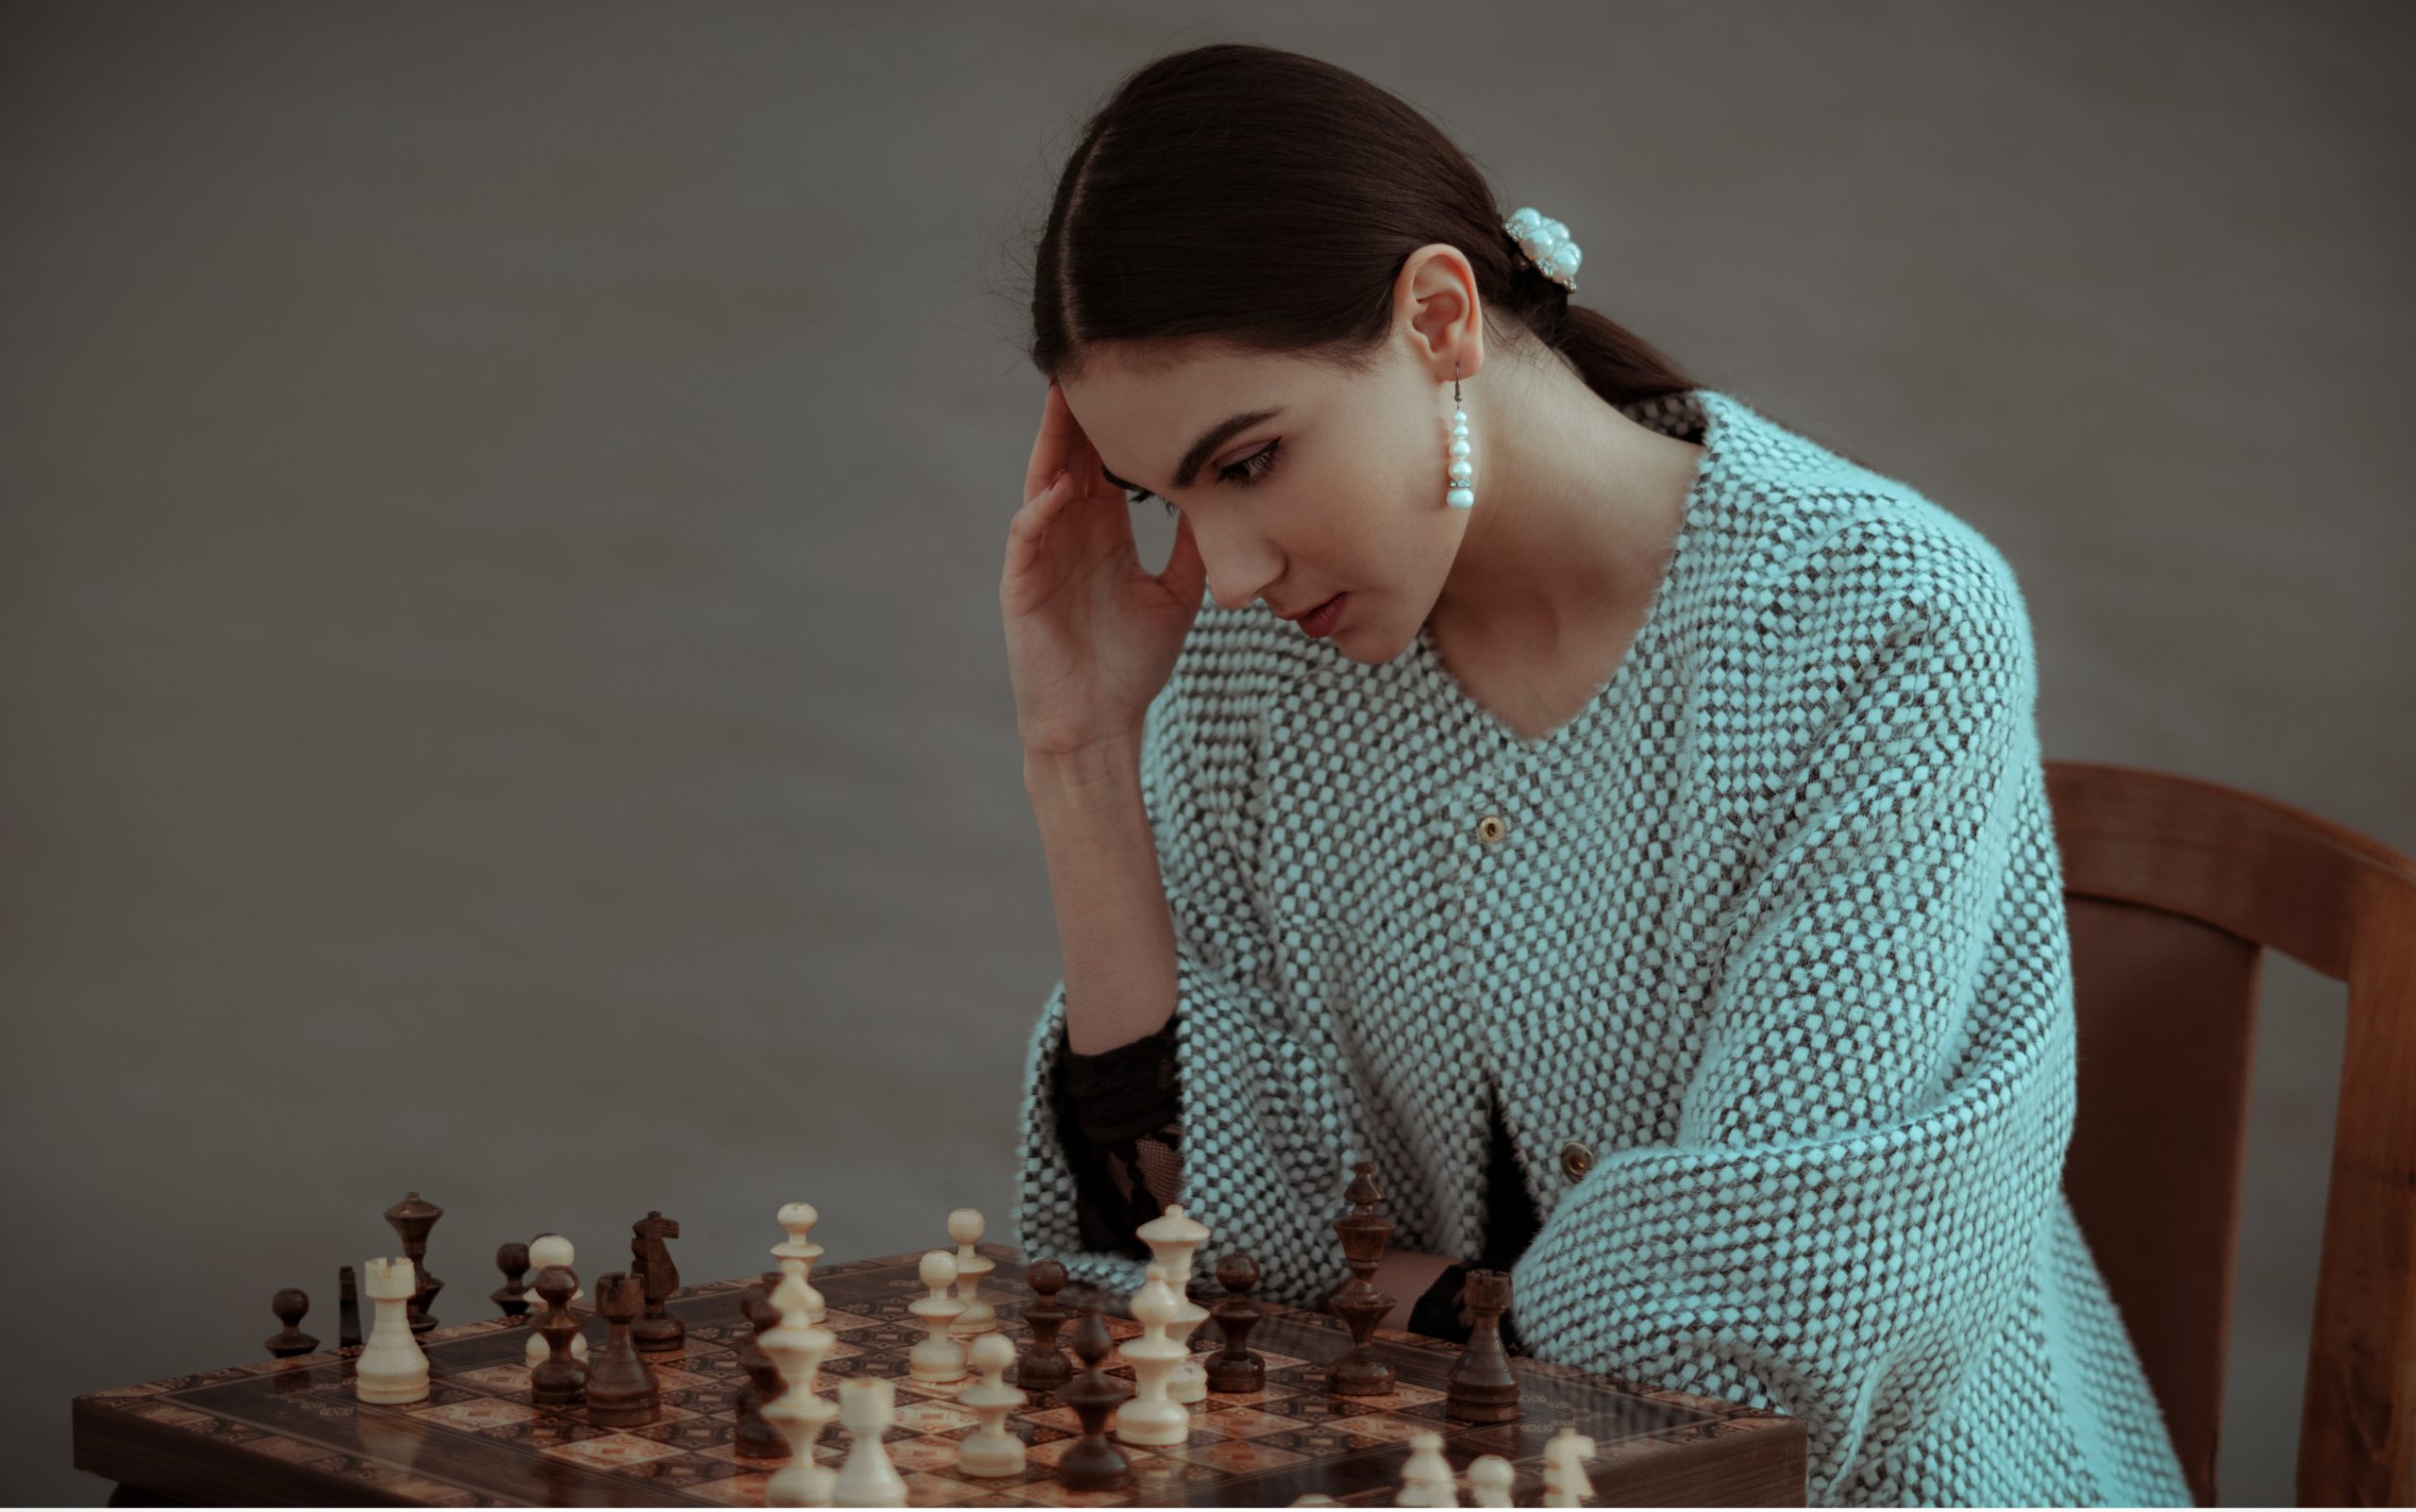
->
[1446, 363, 1474, 510]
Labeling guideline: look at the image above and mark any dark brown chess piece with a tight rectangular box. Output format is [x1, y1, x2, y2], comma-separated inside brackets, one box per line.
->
[629, 1210, 686, 1352]
[1206, 1252, 1267, 1392]
[732, 1272, 787, 1459]
[1327, 1161, 1398, 1396]
[1009, 1257, 1075, 1397]
[1445, 1268, 1520, 1422]
[382, 1191, 445, 1333]
[264, 1287, 319, 1358]
[337, 1265, 362, 1350]
[1055, 1304, 1132, 1492]
[585, 1271, 663, 1427]
[493, 1242, 530, 1319]
[529, 1265, 589, 1405]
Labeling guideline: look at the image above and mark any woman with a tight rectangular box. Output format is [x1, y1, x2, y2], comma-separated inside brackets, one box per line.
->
[998, 42, 2190, 1507]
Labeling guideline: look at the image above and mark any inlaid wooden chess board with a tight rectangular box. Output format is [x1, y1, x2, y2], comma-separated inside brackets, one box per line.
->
[74, 1245, 1805, 1505]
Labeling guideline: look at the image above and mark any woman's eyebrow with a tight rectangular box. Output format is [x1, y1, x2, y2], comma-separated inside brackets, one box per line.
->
[1099, 405, 1284, 497]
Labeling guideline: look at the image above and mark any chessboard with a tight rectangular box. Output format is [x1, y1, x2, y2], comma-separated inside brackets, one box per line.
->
[75, 1244, 1806, 1506]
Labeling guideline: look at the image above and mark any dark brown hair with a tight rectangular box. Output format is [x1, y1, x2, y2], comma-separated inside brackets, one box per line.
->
[1028, 42, 1699, 408]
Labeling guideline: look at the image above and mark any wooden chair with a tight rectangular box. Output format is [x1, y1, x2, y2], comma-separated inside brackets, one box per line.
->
[2051, 760, 2416, 1505]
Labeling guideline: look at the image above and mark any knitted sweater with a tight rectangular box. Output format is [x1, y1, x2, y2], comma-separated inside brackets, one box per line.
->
[1011, 386, 2193, 1506]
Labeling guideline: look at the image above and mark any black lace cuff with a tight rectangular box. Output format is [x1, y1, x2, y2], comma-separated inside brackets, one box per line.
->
[1059, 1013, 1182, 1144]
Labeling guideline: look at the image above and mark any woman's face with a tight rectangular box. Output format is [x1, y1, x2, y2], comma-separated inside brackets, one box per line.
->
[1057, 333, 1476, 662]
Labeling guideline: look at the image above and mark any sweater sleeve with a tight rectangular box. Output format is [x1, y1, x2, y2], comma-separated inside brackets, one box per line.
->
[1013, 648, 1368, 1304]
[1507, 566, 2074, 1504]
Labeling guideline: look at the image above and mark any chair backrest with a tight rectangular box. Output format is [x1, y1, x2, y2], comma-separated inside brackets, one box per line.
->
[2048, 761, 2416, 1505]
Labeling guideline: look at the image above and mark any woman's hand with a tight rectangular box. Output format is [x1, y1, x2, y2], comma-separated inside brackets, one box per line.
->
[1369, 1249, 1464, 1332]
[1001, 379, 1210, 761]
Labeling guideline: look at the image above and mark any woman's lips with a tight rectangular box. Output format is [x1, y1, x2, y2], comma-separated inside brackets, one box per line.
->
[1298, 592, 1348, 637]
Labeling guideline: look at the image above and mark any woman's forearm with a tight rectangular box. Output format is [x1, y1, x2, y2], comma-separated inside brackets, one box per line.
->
[1026, 746, 1180, 1057]
[1372, 1249, 1461, 1330]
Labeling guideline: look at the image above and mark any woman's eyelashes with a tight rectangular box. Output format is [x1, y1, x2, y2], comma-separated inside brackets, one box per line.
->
[1125, 438, 1285, 516]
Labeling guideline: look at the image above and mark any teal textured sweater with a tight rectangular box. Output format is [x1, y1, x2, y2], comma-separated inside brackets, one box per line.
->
[1012, 386, 2193, 1505]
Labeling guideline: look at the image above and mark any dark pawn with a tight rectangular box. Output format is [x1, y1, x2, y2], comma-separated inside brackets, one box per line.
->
[1445, 1268, 1521, 1423]
[264, 1287, 319, 1358]
[1055, 1304, 1132, 1492]
[585, 1271, 663, 1428]
[629, 1210, 685, 1352]
[529, 1265, 589, 1405]
[1206, 1252, 1267, 1392]
[731, 1272, 787, 1459]
[1326, 1161, 1397, 1396]
[337, 1265, 362, 1351]
[382, 1191, 445, 1333]
[493, 1242, 531, 1319]
[1009, 1257, 1074, 1397]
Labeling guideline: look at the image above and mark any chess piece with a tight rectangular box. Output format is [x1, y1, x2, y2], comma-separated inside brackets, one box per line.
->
[955, 1333, 1029, 1477]
[356, 1257, 430, 1404]
[585, 1271, 662, 1427]
[1291, 1499, 1344, 1507]
[492, 1242, 530, 1319]
[1114, 1266, 1192, 1447]
[264, 1287, 319, 1358]
[1542, 1426, 1598, 1507]
[1445, 1269, 1519, 1422]
[337, 1264, 362, 1351]
[773, 1201, 828, 1324]
[759, 1271, 840, 1507]
[1136, 1203, 1214, 1403]
[528, 1264, 589, 1406]
[831, 1376, 907, 1506]
[1010, 1257, 1074, 1396]
[629, 1210, 686, 1352]
[1468, 1454, 1516, 1507]
[1056, 1304, 1133, 1491]
[381, 1191, 444, 1333]
[1397, 1431, 1458, 1505]
[908, 1250, 969, 1381]
[944, 1208, 998, 1337]
[523, 1235, 589, 1365]
[1207, 1252, 1267, 1392]
[1328, 1162, 1398, 1395]
[735, 1272, 790, 1459]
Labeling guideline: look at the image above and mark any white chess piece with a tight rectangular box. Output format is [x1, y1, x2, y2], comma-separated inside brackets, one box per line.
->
[1396, 1431, 1459, 1505]
[955, 1333, 1029, 1477]
[522, 1234, 588, 1365]
[1135, 1203, 1213, 1403]
[774, 1201, 828, 1325]
[356, 1256, 430, 1404]
[759, 1271, 840, 1508]
[1114, 1265, 1192, 1447]
[831, 1376, 907, 1506]
[1541, 1426, 1598, 1507]
[907, 1250, 968, 1382]
[945, 1207, 998, 1337]
[1467, 1453, 1515, 1507]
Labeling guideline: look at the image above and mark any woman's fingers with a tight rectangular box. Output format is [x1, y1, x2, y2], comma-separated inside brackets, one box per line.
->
[1024, 379, 1074, 501]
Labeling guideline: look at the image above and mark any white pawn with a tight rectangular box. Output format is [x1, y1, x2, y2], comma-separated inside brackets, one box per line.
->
[1114, 1265, 1192, 1447]
[774, 1201, 828, 1325]
[1135, 1202, 1213, 1403]
[1396, 1431, 1458, 1505]
[831, 1376, 906, 1507]
[955, 1333, 1028, 1477]
[1467, 1453, 1515, 1507]
[945, 1207, 998, 1337]
[523, 1234, 588, 1365]
[760, 1271, 840, 1508]
[1542, 1427, 1598, 1507]
[356, 1256, 430, 1404]
[907, 1250, 967, 1382]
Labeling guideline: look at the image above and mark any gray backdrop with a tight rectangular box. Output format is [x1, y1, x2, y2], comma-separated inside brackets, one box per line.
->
[4, 1, 2408, 1504]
